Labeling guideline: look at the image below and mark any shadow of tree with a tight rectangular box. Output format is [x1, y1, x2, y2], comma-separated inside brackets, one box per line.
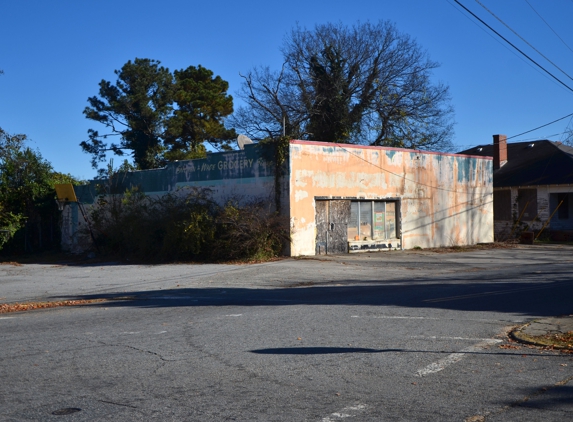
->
[54, 270, 573, 317]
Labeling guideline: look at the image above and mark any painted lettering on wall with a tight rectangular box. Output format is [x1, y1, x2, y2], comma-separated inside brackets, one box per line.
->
[176, 159, 255, 175]
[217, 159, 254, 171]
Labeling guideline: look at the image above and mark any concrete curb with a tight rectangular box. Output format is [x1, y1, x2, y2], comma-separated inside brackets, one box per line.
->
[510, 316, 573, 350]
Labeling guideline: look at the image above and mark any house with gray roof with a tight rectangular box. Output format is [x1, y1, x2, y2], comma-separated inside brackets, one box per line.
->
[460, 135, 573, 241]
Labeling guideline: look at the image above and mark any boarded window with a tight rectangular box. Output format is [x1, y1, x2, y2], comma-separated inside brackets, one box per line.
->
[517, 189, 537, 220]
[557, 193, 570, 219]
[348, 202, 359, 240]
[348, 201, 398, 241]
[373, 202, 386, 239]
[493, 190, 511, 221]
[359, 201, 372, 238]
[385, 202, 397, 239]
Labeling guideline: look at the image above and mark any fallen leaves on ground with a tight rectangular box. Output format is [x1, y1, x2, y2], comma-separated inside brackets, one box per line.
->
[0, 299, 107, 314]
[553, 331, 573, 343]
[536, 331, 573, 350]
[499, 344, 520, 349]
[464, 415, 485, 422]
[512, 325, 573, 352]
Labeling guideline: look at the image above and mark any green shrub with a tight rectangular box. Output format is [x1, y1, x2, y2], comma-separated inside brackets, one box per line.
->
[0, 207, 25, 250]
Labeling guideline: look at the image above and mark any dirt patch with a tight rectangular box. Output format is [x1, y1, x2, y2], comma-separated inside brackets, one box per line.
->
[0, 261, 23, 266]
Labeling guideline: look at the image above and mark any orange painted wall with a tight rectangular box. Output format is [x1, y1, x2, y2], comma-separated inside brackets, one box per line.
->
[288, 141, 493, 256]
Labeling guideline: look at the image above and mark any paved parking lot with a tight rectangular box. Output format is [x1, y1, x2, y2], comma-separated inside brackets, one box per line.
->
[2, 244, 572, 305]
[1, 245, 573, 421]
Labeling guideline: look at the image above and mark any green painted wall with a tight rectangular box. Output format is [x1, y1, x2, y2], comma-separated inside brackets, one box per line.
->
[75, 144, 276, 203]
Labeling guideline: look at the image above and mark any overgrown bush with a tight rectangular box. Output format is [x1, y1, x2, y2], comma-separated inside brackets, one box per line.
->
[89, 187, 216, 261]
[211, 200, 289, 261]
[0, 206, 25, 250]
[87, 187, 289, 262]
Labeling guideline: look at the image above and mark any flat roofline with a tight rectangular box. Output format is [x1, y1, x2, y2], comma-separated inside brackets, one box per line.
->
[289, 140, 493, 160]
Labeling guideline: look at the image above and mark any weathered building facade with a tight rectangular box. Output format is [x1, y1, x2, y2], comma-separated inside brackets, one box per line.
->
[289, 141, 493, 255]
[63, 140, 494, 255]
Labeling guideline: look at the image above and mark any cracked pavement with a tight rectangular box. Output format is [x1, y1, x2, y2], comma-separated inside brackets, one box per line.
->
[1, 245, 573, 421]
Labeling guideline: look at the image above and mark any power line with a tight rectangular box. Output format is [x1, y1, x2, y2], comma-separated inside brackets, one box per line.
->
[446, 0, 529, 62]
[507, 111, 573, 139]
[455, 126, 573, 149]
[524, 0, 573, 57]
[475, 0, 573, 83]
[446, 0, 573, 89]
[560, 115, 573, 144]
[454, 133, 568, 150]
[334, 143, 490, 196]
[452, 0, 573, 94]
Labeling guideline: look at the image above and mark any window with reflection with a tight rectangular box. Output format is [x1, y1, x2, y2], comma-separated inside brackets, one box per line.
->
[347, 201, 397, 241]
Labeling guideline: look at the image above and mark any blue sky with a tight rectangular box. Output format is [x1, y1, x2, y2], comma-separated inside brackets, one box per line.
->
[2, 0, 573, 180]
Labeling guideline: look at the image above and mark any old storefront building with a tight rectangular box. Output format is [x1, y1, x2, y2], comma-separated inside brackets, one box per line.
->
[63, 140, 493, 255]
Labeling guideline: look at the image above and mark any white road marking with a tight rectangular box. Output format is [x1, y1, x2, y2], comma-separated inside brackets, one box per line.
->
[321, 404, 368, 421]
[120, 332, 140, 335]
[351, 315, 525, 324]
[351, 315, 439, 320]
[155, 331, 167, 334]
[226, 314, 242, 317]
[0, 317, 16, 320]
[416, 339, 501, 377]
[411, 336, 500, 341]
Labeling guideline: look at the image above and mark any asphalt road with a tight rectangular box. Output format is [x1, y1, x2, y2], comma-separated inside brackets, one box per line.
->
[1, 245, 573, 421]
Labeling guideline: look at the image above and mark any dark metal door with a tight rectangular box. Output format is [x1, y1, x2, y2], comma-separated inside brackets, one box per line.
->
[315, 200, 350, 255]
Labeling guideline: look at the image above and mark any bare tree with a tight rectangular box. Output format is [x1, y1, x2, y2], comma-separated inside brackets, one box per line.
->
[230, 21, 455, 151]
[231, 66, 308, 140]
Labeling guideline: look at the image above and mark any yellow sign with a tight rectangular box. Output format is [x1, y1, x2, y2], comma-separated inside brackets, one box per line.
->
[55, 184, 78, 202]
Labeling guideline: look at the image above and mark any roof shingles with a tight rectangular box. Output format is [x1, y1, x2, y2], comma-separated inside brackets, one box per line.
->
[459, 140, 573, 188]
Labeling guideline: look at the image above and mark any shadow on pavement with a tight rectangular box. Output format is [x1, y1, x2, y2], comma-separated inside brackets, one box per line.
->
[54, 270, 573, 317]
[251, 347, 393, 354]
[496, 385, 573, 412]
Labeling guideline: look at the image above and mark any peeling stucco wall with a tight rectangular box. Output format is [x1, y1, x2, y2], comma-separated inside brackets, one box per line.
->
[288, 141, 494, 256]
